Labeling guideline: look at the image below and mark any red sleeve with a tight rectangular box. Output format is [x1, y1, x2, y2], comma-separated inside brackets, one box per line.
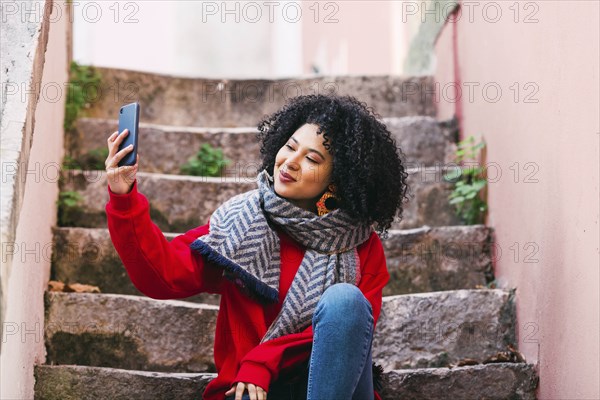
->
[105, 179, 224, 299]
[233, 231, 390, 391]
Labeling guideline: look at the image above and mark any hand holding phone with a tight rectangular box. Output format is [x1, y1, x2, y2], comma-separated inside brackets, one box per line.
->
[105, 102, 140, 194]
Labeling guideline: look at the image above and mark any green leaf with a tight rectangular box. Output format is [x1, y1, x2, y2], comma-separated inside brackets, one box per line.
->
[449, 196, 465, 204]
[469, 180, 485, 191]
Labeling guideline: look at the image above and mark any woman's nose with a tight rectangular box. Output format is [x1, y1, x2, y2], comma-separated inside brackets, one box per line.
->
[284, 160, 300, 171]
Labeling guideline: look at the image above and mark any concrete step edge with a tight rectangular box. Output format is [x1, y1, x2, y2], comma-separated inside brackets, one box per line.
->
[34, 361, 536, 376]
[52, 223, 490, 238]
[76, 115, 444, 134]
[33, 362, 538, 400]
[63, 165, 473, 182]
[44, 287, 512, 307]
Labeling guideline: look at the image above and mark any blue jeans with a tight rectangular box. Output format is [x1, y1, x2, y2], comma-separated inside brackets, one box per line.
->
[307, 283, 375, 400]
[225, 283, 375, 400]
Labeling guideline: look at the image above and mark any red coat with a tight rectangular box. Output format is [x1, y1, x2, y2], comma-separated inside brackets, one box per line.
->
[106, 179, 389, 400]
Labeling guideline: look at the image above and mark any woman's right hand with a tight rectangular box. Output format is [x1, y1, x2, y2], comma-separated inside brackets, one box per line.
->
[106, 128, 139, 194]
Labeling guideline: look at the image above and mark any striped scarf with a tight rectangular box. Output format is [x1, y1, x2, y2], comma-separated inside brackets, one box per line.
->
[189, 168, 373, 344]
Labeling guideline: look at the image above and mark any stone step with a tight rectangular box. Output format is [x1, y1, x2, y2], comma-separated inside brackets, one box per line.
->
[51, 225, 492, 301]
[81, 67, 437, 127]
[34, 362, 538, 400]
[67, 116, 457, 177]
[44, 292, 219, 373]
[44, 289, 515, 373]
[58, 167, 462, 232]
[49, 226, 221, 306]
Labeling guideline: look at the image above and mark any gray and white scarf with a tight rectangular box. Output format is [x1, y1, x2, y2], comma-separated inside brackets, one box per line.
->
[190, 168, 374, 344]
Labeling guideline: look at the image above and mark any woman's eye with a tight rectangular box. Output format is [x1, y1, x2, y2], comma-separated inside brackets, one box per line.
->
[285, 144, 317, 163]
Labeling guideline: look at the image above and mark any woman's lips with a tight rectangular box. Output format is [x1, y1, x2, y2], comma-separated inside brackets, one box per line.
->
[279, 170, 295, 183]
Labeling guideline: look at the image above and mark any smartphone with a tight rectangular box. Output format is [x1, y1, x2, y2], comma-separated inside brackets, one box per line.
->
[117, 102, 140, 167]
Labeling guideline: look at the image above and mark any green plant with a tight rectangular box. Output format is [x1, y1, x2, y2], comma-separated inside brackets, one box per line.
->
[443, 135, 488, 225]
[80, 147, 110, 170]
[180, 143, 231, 177]
[62, 154, 81, 170]
[56, 191, 84, 226]
[64, 61, 102, 131]
[62, 148, 109, 171]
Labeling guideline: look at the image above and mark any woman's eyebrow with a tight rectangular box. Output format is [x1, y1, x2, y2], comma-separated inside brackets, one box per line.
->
[289, 137, 325, 160]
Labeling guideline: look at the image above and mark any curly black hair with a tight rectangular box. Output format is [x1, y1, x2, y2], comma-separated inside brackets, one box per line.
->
[256, 93, 410, 240]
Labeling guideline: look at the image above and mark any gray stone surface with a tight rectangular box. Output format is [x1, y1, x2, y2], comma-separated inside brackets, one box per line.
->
[59, 170, 256, 232]
[34, 365, 214, 400]
[374, 289, 516, 370]
[44, 289, 515, 372]
[397, 166, 464, 229]
[66, 116, 456, 177]
[44, 292, 219, 372]
[379, 363, 538, 400]
[51, 225, 492, 301]
[82, 67, 437, 127]
[59, 168, 462, 231]
[50, 227, 221, 306]
[34, 362, 537, 400]
[386, 116, 458, 167]
[382, 225, 493, 295]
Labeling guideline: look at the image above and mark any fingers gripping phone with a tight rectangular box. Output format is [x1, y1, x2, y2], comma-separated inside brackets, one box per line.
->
[117, 102, 140, 167]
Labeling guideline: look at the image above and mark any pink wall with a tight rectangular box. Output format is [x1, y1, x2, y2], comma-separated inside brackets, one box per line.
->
[435, 2, 599, 398]
[0, 2, 68, 398]
[301, 1, 394, 75]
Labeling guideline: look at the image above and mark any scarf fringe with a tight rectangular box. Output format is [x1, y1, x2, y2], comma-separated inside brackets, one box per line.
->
[372, 361, 384, 392]
[190, 239, 279, 304]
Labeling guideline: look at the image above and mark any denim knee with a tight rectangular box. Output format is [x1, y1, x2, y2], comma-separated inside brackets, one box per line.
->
[313, 283, 373, 325]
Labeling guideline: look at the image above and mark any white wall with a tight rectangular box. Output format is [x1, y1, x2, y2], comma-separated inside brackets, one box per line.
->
[73, 1, 298, 78]
[73, 1, 420, 78]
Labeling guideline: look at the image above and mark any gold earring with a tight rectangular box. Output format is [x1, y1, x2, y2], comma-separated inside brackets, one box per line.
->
[316, 184, 340, 216]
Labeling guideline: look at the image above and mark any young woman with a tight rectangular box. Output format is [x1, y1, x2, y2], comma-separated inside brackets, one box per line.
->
[105, 94, 409, 400]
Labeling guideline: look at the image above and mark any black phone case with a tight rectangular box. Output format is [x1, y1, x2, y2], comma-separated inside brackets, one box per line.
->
[117, 102, 140, 167]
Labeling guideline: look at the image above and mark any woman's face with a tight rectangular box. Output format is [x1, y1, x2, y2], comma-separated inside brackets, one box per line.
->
[273, 123, 334, 214]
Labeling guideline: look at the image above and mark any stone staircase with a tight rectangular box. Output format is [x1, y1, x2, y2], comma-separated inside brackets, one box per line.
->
[34, 68, 539, 399]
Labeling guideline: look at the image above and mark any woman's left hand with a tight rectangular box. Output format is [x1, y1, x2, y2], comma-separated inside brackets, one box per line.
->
[225, 381, 267, 400]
